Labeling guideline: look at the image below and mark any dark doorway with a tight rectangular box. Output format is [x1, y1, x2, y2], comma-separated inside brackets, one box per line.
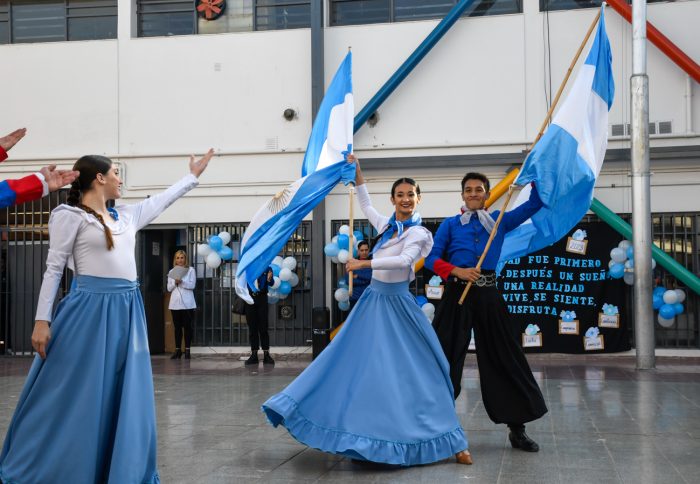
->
[137, 228, 185, 354]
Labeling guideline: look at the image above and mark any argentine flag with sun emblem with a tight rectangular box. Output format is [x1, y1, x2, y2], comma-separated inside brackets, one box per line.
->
[236, 52, 355, 303]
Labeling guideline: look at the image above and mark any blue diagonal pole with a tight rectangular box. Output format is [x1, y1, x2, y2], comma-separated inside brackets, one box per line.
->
[353, 0, 477, 133]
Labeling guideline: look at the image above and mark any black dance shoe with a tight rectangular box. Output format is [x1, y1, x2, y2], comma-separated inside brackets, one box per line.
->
[184, 349, 191, 359]
[509, 427, 540, 452]
[263, 351, 275, 365]
[170, 349, 182, 360]
[245, 352, 259, 365]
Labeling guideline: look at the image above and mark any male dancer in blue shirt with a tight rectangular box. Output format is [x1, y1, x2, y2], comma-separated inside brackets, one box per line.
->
[426, 172, 548, 452]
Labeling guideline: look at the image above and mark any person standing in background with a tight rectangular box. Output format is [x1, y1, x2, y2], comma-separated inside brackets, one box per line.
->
[167, 249, 197, 359]
[245, 268, 275, 366]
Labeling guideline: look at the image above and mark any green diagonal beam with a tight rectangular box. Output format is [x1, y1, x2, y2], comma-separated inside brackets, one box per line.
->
[590, 198, 700, 295]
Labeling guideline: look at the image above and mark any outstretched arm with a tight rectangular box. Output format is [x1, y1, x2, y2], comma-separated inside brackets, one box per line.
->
[0, 128, 27, 161]
[121, 149, 214, 230]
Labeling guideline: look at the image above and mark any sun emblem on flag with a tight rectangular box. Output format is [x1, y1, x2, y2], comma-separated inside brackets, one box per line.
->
[196, 0, 226, 20]
[267, 186, 292, 214]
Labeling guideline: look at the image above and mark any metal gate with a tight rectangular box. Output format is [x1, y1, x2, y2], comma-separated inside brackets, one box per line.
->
[187, 222, 313, 347]
[0, 190, 71, 355]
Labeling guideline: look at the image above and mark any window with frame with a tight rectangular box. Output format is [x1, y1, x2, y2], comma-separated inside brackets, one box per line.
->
[0, 0, 117, 44]
[540, 0, 666, 12]
[137, 0, 310, 38]
[330, 0, 522, 27]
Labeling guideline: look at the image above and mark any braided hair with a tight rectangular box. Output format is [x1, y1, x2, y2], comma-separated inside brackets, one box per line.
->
[66, 155, 115, 250]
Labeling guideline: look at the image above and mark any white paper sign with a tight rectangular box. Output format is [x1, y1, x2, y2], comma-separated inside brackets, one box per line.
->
[425, 285, 444, 300]
[584, 335, 605, 351]
[598, 314, 620, 328]
[559, 320, 579, 335]
[522, 333, 543, 347]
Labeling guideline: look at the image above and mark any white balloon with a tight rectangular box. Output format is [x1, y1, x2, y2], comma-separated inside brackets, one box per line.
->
[662, 290, 679, 305]
[338, 225, 350, 235]
[279, 267, 292, 281]
[331, 235, 338, 244]
[331, 256, 340, 264]
[334, 288, 350, 302]
[608, 260, 616, 269]
[267, 294, 279, 304]
[674, 289, 686, 303]
[624, 260, 634, 269]
[271, 276, 281, 289]
[618, 239, 632, 250]
[198, 243, 212, 256]
[623, 273, 635, 285]
[272, 256, 284, 268]
[282, 256, 297, 271]
[205, 252, 222, 268]
[337, 249, 350, 264]
[657, 314, 675, 328]
[610, 248, 627, 263]
[218, 231, 231, 245]
[289, 273, 300, 287]
[277, 291, 289, 300]
[651, 259, 657, 269]
[422, 303, 435, 321]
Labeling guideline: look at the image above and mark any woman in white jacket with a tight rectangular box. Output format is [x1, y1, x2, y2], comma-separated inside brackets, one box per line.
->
[167, 250, 197, 359]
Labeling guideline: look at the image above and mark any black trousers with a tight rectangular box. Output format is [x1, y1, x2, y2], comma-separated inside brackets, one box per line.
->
[245, 292, 270, 351]
[171, 309, 194, 350]
[432, 279, 548, 426]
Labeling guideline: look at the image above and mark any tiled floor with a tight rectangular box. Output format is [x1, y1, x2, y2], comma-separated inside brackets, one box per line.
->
[1, 354, 699, 483]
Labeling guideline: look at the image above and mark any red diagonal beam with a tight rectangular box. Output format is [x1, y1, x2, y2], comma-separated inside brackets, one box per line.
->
[607, 0, 700, 83]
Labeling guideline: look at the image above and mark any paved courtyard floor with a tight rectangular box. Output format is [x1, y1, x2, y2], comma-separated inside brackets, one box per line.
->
[1, 353, 699, 483]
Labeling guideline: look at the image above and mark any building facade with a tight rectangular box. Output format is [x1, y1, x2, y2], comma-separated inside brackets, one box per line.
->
[1, 0, 698, 352]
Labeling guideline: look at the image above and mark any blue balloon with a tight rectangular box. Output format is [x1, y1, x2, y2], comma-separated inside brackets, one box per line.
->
[353, 230, 364, 241]
[415, 295, 428, 307]
[626, 246, 634, 260]
[337, 234, 349, 250]
[659, 304, 676, 319]
[217, 246, 233, 261]
[673, 303, 684, 315]
[652, 295, 663, 310]
[208, 235, 223, 251]
[352, 245, 358, 258]
[338, 300, 350, 311]
[324, 242, 340, 257]
[278, 281, 292, 295]
[609, 263, 624, 279]
[271, 264, 281, 276]
[653, 286, 666, 297]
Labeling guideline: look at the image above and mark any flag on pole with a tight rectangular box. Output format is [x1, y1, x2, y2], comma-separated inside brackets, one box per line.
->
[498, 6, 614, 266]
[236, 52, 355, 303]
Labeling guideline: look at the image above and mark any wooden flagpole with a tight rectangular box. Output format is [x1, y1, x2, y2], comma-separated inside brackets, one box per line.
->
[457, 10, 602, 305]
[348, 185, 355, 296]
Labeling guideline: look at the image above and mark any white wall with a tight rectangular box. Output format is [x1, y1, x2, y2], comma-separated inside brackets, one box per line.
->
[0, 0, 698, 226]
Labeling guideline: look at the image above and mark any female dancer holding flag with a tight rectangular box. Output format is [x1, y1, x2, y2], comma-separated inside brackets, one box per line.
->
[262, 154, 471, 466]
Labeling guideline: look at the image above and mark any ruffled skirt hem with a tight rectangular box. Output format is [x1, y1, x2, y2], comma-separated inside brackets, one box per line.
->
[262, 393, 467, 466]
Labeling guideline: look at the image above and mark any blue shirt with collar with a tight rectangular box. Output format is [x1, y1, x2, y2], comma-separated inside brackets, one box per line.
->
[425, 186, 543, 273]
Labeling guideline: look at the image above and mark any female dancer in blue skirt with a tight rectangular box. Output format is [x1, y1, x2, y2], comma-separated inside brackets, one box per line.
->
[263, 155, 472, 466]
[0, 149, 213, 483]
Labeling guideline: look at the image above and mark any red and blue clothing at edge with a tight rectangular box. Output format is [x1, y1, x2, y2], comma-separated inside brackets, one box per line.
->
[0, 146, 45, 208]
[425, 185, 543, 278]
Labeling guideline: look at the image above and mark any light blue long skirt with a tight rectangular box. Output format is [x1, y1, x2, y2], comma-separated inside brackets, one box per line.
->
[262, 280, 467, 466]
[0, 275, 160, 484]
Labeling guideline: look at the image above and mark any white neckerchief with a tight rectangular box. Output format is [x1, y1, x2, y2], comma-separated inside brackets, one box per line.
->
[460, 206, 496, 233]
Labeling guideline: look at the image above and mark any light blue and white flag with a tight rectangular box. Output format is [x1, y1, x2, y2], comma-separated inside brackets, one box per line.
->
[236, 52, 355, 303]
[499, 6, 614, 267]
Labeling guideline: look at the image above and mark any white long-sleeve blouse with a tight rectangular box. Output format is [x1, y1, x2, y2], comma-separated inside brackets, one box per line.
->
[167, 267, 197, 310]
[356, 184, 433, 283]
[36, 174, 199, 321]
